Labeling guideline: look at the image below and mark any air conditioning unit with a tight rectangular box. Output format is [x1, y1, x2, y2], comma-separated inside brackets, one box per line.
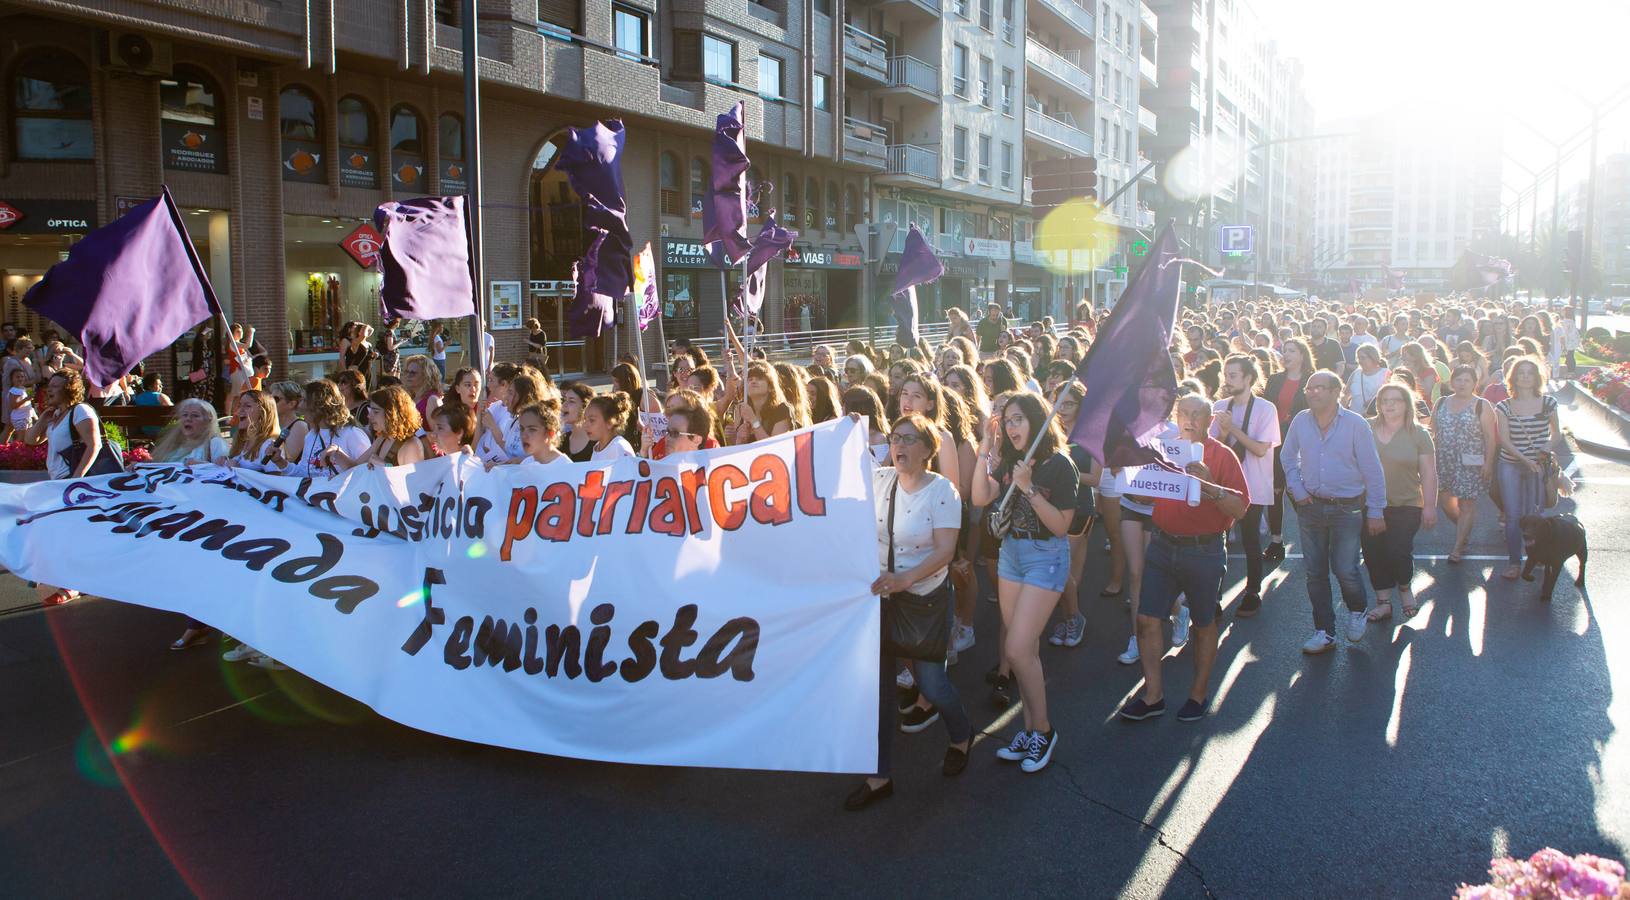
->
[105, 32, 174, 77]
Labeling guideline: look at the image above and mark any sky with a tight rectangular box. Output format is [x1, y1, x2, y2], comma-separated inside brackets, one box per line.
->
[1244, 0, 1630, 215]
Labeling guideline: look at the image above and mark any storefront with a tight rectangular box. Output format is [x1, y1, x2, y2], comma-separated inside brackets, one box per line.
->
[783, 245, 862, 332]
[0, 198, 97, 337]
[661, 238, 739, 342]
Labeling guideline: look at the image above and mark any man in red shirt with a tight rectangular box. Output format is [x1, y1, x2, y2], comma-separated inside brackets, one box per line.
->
[1120, 394, 1249, 724]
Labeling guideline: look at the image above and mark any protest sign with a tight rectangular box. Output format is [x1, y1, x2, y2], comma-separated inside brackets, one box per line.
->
[0, 419, 881, 773]
[1115, 433, 1202, 506]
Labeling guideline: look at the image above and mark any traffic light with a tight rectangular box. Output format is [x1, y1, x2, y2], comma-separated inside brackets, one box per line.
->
[1029, 157, 1098, 214]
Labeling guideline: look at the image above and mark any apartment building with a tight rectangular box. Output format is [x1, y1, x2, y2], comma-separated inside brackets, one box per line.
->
[0, 0, 877, 378]
[1313, 108, 1502, 290]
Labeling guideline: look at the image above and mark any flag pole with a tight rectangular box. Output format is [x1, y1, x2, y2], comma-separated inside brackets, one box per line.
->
[461, 0, 487, 375]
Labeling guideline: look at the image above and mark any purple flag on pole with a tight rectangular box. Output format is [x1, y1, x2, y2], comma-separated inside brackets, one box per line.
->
[733, 209, 797, 314]
[890, 225, 945, 347]
[554, 120, 633, 338]
[23, 186, 221, 389]
[632, 242, 659, 332]
[1068, 224, 1182, 469]
[374, 195, 476, 322]
[703, 102, 752, 267]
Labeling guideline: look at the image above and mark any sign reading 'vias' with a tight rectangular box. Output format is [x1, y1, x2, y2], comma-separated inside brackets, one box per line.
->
[0, 420, 882, 773]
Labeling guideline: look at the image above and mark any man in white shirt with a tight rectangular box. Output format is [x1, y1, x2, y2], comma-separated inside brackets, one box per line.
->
[1555, 306, 1582, 376]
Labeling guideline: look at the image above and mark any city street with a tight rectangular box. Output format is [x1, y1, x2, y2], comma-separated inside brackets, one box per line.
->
[2, 438, 1624, 898]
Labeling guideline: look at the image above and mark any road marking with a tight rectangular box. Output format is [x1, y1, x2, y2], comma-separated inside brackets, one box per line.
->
[1227, 554, 1509, 561]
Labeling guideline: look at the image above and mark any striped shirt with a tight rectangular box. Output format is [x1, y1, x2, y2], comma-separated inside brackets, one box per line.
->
[1496, 395, 1557, 463]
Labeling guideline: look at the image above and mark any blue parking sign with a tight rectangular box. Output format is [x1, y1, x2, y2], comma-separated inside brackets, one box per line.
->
[1220, 225, 1254, 254]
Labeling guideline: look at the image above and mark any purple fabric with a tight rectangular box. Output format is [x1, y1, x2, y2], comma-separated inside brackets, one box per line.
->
[734, 209, 797, 314]
[1473, 253, 1514, 286]
[702, 102, 752, 267]
[1068, 224, 1182, 469]
[890, 225, 944, 347]
[554, 120, 633, 338]
[374, 195, 476, 322]
[24, 187, 221, 389]
[634, 242, 659, 332]
[1384, 266, 1405, 291]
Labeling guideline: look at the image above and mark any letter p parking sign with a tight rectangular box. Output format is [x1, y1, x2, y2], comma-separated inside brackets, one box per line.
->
[1220, 225, 1253, 255]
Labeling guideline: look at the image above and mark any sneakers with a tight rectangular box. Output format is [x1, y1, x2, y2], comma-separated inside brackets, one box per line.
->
[249, 654, 288, 671]
[1263, 541, 1286, 563]
[1117, 635, 1141, 665]
[942, 745, 969, 777]
[899, 704, 940, 733]
[951, 622, 976, 653]
[1302, 630, 1336, 654]
[1236, 591, 1262, 618]
[1171, 605, 1191, 648]
[996, 730, 1033, 761]
[1176, 698, 1207, 722]
[897, 684, 920, 713]
[1020, 729, 1057, 773]
[222, 643, 259, 663]
[989, 673, 1014, 709]
[1346, 610, 1368, 643]
[895, 667, 915, 690]
[1119, 697, 1166, 721]
[1048, 613, 1086, 647]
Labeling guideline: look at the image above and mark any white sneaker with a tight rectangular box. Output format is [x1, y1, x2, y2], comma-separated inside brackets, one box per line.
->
[249, 653, 288, 671]
[1302, 631, 1336, 655]
[222, 643, 259, 663]
[1117, 636, 1141, 665]
[952, 622, 976, 653]
[946, 646, 959, 667]
[895, 667, 915, 690]
[1171, 605, 1191, 648]
[1346, 610, 1368, 643]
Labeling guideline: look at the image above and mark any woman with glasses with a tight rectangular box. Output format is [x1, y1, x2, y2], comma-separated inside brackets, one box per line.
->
[841, 354, 873, 391]
[845, 413, 970, 810]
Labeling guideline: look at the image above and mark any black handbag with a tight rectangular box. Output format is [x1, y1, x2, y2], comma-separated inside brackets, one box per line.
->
[57, 406, 125, 477]
[881, 478, 951, 662]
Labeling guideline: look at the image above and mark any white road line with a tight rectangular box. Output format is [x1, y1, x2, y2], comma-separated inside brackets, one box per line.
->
[1226, 554, 1510, 561]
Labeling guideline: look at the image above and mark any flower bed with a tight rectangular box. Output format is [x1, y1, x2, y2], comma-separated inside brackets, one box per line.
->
[1582, 336, 1630, 364]
[1579, 363, 1630, 412]
[0, 441, 152, 471]
[1457, 847, 1628, 898]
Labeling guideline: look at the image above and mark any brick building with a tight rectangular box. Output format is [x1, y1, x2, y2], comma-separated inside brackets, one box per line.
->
[0, 0, 872, 381]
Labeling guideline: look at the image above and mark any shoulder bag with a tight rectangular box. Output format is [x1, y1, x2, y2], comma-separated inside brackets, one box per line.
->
[57, 406, 125, 477]
[881, 477, 951, 663]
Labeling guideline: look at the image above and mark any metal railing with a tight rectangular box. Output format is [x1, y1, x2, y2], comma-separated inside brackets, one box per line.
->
[886, 54, 940, 96]
[843, 115, 888, 168]
[843, 23, 889, 81]
[653, 322, 957, 377]
[1035, 0, 1095, 37]
[1025, 108, 1093, 155]
[1025, 40, 1093, 98]
[886, 143, 940, 181]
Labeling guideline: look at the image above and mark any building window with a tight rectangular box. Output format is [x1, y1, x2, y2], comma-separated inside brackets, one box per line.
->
[758, 54, 784, 100]
[690, 157, 706, 219]
[11, 49, 93, 160]
[279, 85, 325, 183]
[660, 151, 682, 217]
[826, 181, 839, 230]
[783, 175, 798, 226]
[979, 0, 993, 31]
[434, 0, 458, 25]
[1001, 141, 1014, 189]
[979, 56, 993, 108]
[806, 177, 820, 230]
[438, 113, 466, 190]
[952, 0, 969, 18]
[160, 67, 216, 127]
[159, 66, 223, 173]
[612, 5, 649, 60]
[703, 35, 736, 85]
[953, 127, 968, 179]
[812, 73, 830, 111]
[538, 0, 583, 36]
[1001, 0, 1015, 41]
[389, 104, 426, 189]
[952, 44, 969, 98]
[336, 96, 379, 188]
[977, 134, 991, 184]
[1001, 67, 1015, 116]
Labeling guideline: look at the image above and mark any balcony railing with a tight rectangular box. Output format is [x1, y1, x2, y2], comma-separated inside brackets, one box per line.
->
[842, 116, 888, 168]
[1137, 206, 1155, 228]
[1139, 53, 1157, 85]
[1138, 105, 1157, 133]
[1025, 40, 1093, 99]
[886, 54, 940, 97]
[1024, 108, 1092, 155]
[885, 143, 940, 183]
[1035, 0, 1095, 38]
[880, 0, 941, 16]
[1140, 2, 1157, 34]
[843, 23, 888, 83]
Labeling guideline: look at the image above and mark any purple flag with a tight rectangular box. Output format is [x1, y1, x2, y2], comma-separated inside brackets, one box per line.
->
[1068, 224, 1182, 469]
[632, 242, 659, 332]
[23, 187, 221, 389]
[374, 195, 476, 322]
[890, 225, 944, 347]
[554, 120, 633, 338]
[733, 209, 797, 314]
[703, 102, 751, 267]
[1384, 266, 1405, 291]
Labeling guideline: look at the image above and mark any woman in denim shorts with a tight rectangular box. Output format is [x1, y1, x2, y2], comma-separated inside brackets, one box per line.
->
[971, 391, 1079, 774]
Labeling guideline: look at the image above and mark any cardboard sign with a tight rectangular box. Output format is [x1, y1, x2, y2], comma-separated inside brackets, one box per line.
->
[1115, 431, 1203, 506]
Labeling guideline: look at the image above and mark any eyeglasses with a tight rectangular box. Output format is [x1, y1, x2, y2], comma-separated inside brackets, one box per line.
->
[887, 432, 923, 445]
[1003, 414, 1029, 427]
[666, 428, 699, 440]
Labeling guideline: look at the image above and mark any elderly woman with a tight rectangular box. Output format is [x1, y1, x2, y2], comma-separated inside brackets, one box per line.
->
[151, 398, 228, 465]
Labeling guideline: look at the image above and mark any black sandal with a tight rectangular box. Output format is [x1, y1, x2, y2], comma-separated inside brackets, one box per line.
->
[1099, 584, 1124, 598]
[843, 780, 894, 810]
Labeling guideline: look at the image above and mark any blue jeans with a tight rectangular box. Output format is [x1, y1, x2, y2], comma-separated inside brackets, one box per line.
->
[876, 638, 972, 779]
[1297, 498, 1368, 635]
[1497, 458, 1544, 564]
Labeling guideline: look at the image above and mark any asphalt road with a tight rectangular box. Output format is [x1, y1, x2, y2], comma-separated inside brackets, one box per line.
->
[1, 447, 1626, 898]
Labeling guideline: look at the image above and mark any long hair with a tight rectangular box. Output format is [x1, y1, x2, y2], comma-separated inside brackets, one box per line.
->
[995, 391, 1065, 465]
[229, 390, 279, 459]
[369, 386, 419, 442]
[446, 366, 481, 409]
[152, 398, 221, 462]
[302, 379, 352, 430]
[940, 389, 976, 449]
[1280, 337, 1314, 378]
[1370, 382, 1419, 430]
[745, 361, 793, 426]
[611, 362, 643, 398]
[403, 354, 443, 399]
[898, 372, 948, 432]
[773, 361, 811, 428]
[1504, 354, 1548, 399]
[509, 372, 548, 413]
[841, 385, 889, 435]
[943, 363, 991, 419]
[805, 375, 841, 423]
[983, 357, 1022, 396]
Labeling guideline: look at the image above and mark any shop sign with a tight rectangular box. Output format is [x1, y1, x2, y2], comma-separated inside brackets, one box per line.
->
[282, 138, 325, 184]
[0, 199, 96, 234]
[662, 238, 714, 268]
[340, 149, 378, 189]
[392, 153, 427, 191]
[784, 246, 863, 269]
[162, 121, 226, 174]
[441, 160, 468, 195]
[340, 223, 384, 269]
[963, 237, 1011, 260]
[115, 196, 146, 219]
[1013, 240, 1034, 264]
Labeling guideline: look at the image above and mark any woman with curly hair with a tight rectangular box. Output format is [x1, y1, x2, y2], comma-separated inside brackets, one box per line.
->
[277, 379, 370, 476]
[323, 386, 426, 469]
[402, 353, 444, 431]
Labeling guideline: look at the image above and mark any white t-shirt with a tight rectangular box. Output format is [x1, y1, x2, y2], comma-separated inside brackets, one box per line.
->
[589, 435, 636, 463]
[1210, 394, 1280, 505]
[296, 424, 371, 477]
[45, 403, 97, 479]
[873, 467, 961, 595]
[9, 387, 34, 430]
[229, 438, 279, 472]
[1347, 368, 1388, 413]
[431, 334, 447, 361]
[1380, 334, 1409, 361]
[475, 402, 514, 464]
[163, 435, 230, 465]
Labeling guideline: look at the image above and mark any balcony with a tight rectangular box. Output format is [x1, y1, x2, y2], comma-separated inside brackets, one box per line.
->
[881, 54, 940, 101]
[1024, 106, 1093, 155]
[881, 143, 940, 186]
[843, 24, 888, 85]
[1137, 155, 1156, 181]
[1139, 53, 1157, 86]
[1137, 205, 1155, 228]
[842, 116, 887, 169]
[1033, 0, 1095, 39]
[1138, 105, 1157, 134]
[1140, 3, 1157, 35]
[877, 0, 940, 18]
[1023, 175, 1033, 204]
[1025, 40, 1093, 100]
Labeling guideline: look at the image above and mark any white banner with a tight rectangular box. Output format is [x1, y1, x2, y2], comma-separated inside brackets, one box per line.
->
[1115, 434, 1203, 506]
[0, 419, 882, 773]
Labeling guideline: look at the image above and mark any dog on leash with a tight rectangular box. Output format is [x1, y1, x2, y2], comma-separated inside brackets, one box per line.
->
[1520, 514, 1588, 602]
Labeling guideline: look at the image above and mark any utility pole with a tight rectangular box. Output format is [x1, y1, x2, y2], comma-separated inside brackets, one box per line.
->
[1576, 107, 1601, 334]
[461, 0, 487, 374]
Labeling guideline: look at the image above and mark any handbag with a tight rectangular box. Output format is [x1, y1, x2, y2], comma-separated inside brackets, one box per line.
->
[881, 478, 951, 662]
[1541, 452, 1561, 510]
[57, 407, 125, 477]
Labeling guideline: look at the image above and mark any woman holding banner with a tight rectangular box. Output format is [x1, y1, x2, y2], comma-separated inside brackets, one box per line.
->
[323, 387, 426, 470]
[582, 392, 637, 462]
[152, 399, 228, 465]
[972, 391, 1077, 774]
[846, 413, 970, 811]
[279, 380, 369, 477]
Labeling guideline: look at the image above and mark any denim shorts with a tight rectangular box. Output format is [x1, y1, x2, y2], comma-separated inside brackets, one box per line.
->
[1137, 533, 1226, 627]
[997, 536, 1071, 592]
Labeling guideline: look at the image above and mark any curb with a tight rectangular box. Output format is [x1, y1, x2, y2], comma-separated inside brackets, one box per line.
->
[1557, 380, 1630, 463]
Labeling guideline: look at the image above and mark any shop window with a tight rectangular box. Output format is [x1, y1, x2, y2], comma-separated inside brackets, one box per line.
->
[337, 96, 378, 188]
[11, 49, 93, 160]
[844, 185, 859, 233]
[159, 66, 224, 173]
[826, 181, 838, 231]
[805, 177, 819, 231]
[438, 113, 467, 193]
[279, 85, 326, 183]
[390, 104, 426, 191]
[690, 157, 707, 219]
[285, 214, 385, 363]
[660, 151, 682, 217]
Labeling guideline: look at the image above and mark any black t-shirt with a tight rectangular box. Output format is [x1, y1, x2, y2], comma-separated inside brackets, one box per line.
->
[1067, 444, 1096, 533]
[995, 449, 1079, 538]
[1310, 336, 1344, 374]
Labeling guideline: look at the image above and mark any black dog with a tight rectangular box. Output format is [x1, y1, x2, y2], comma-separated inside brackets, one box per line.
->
[1520, 514, 1588, 602]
